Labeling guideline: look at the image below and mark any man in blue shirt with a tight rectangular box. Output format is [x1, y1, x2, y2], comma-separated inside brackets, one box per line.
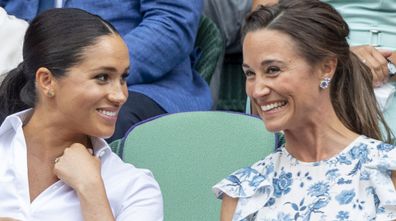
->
[1, 0, 212, 142]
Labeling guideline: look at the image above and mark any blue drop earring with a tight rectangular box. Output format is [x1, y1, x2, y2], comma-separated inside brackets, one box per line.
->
[319, 77, 331, 89]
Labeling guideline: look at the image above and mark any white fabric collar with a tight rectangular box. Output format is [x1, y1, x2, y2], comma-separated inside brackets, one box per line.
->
[0, 109, 111, 158]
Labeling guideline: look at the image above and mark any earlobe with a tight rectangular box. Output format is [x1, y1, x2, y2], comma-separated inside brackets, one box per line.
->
[320, 56, 337, 79]
[318, 57, 337, 90]
[36, 67, 56, 98]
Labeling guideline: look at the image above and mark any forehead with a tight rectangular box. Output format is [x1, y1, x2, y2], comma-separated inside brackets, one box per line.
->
[243, 29, 300, 65]
[75, 34, 130, 70]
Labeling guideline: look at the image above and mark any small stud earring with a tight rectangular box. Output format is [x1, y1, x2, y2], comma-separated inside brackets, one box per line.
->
[47, 90, 55, 97]
[319, 77, 331, 89]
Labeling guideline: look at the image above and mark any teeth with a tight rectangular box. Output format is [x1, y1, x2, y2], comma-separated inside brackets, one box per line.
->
[261, 101, 287, 111]
[98, 109, 117, 117]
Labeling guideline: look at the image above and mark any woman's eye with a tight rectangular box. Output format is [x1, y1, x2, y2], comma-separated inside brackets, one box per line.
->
[266, 66, 281, 74]
[120, 73, 129, 84]
[244, 70, 255, 78]
[95, 74, 109, 82]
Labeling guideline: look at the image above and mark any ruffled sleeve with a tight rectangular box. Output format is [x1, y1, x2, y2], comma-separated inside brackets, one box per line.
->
[364, 141, 396, 220]
[212, 161, 275, 221]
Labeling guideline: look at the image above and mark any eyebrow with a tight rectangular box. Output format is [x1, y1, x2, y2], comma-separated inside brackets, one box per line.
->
[242, 59, 283, 69]
[261, 59, 283, 66]
[242, 63, 250, 69]
[93, 66, 130, 73]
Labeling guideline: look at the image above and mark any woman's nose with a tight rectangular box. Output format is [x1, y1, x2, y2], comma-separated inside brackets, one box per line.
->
[108, 83, 128, 105]
[251, 78, 271, 98]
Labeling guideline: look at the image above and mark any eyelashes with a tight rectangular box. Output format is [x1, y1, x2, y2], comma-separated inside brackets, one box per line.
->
[95, 73, 109, 83]
[243, 66, 281, 79]
[266, 66, 281, 74]
[94, 72, 129, 84]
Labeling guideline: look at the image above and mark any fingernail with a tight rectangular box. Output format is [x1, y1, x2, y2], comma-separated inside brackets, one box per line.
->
[374, 82, 382, 87]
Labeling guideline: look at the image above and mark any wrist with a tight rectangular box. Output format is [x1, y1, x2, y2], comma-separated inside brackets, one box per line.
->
[75, 176, 105, 197]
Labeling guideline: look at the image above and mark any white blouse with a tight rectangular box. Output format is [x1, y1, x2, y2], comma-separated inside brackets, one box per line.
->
[0, 109, 163, 220]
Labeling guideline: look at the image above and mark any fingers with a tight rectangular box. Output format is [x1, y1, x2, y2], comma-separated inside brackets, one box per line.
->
[377, 48, 393, 58]
[389, 51, 396, 63]
[54, 144, 95, 168]
[365, 50, 389, 86]
[351, 45, 391, 86]
[53, 143, 101, 191]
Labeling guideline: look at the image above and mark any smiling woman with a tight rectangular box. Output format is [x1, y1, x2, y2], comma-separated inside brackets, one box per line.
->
[0, 8, 162, 221]
[213, 0, 396, 220]
[52, 34, 130, 138]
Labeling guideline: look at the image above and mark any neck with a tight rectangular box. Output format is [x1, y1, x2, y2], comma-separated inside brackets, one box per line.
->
[283, 103, 358, 162]
[23, 108, 91, 161]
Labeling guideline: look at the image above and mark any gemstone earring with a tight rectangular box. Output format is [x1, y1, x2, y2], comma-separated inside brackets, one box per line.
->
[319, 77, 331, 89]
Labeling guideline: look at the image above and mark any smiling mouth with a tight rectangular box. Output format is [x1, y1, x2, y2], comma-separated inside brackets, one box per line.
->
[260, 101, 288, 112]
[97, 109, 117, 117]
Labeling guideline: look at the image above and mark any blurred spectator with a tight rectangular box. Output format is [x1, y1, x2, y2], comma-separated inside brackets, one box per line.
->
[204, 0, 252, 54]
[0, 7, 27, 84]
[203, 0, 252, 111]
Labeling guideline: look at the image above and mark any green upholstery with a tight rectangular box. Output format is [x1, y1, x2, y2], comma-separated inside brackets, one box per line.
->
[194, 16, 224, 84]
[111, 111, 275, 221]
[109, 138, 122, 156]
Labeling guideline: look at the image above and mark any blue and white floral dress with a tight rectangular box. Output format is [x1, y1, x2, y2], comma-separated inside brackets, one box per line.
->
[213, 136, 396, 221]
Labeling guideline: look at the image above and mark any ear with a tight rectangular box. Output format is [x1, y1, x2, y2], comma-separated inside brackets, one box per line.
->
[35, 67, 56, 98]
[319, 56, 337, 79]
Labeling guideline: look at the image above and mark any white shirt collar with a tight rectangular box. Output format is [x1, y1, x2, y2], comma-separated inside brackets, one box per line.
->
[0, 108, 30, 136]
[0, 109, 111, 159]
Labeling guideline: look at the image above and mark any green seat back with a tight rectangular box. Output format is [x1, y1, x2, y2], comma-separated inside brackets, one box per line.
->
[111, 111, 275, 221]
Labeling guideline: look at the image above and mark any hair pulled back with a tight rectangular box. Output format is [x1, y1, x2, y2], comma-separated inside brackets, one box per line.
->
[243, 0, 393, 143]
[0, 8, 119, 123]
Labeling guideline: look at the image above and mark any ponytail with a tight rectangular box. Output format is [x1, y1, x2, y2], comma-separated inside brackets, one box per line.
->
[0, 62, 36, 124]
[331, 52, 394, 143]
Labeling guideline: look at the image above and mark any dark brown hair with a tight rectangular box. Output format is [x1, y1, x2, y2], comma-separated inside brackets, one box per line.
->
[243, 0, 394, 143]
[0, 8, 119, 123]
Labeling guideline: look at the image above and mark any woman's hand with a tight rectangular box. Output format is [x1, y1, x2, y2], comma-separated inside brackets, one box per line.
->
[0, 218, 21, 221]
[53, 143, 115, 221]
[351, 45, 392, 87]
[53, 143, 101, 193]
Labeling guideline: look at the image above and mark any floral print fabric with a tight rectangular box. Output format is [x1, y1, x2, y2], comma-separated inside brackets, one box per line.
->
[213, 136, 396, 221]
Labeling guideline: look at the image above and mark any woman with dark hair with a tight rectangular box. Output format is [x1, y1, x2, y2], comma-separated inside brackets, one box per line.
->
[213, 0, 395, 220]
[0, 8, 162, 221]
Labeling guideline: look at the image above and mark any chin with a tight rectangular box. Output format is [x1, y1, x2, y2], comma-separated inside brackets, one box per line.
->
[264, 125, 281, 132]
[263, 121, 285, 132]
[91, 128, 115, 139]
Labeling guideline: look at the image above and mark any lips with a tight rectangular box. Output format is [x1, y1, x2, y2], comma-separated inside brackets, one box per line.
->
[97, 108, 118, 117]
[261, 101, 287, 112]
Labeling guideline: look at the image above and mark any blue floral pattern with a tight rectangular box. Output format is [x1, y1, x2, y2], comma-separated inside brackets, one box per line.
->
[213, 136, 396, 221]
